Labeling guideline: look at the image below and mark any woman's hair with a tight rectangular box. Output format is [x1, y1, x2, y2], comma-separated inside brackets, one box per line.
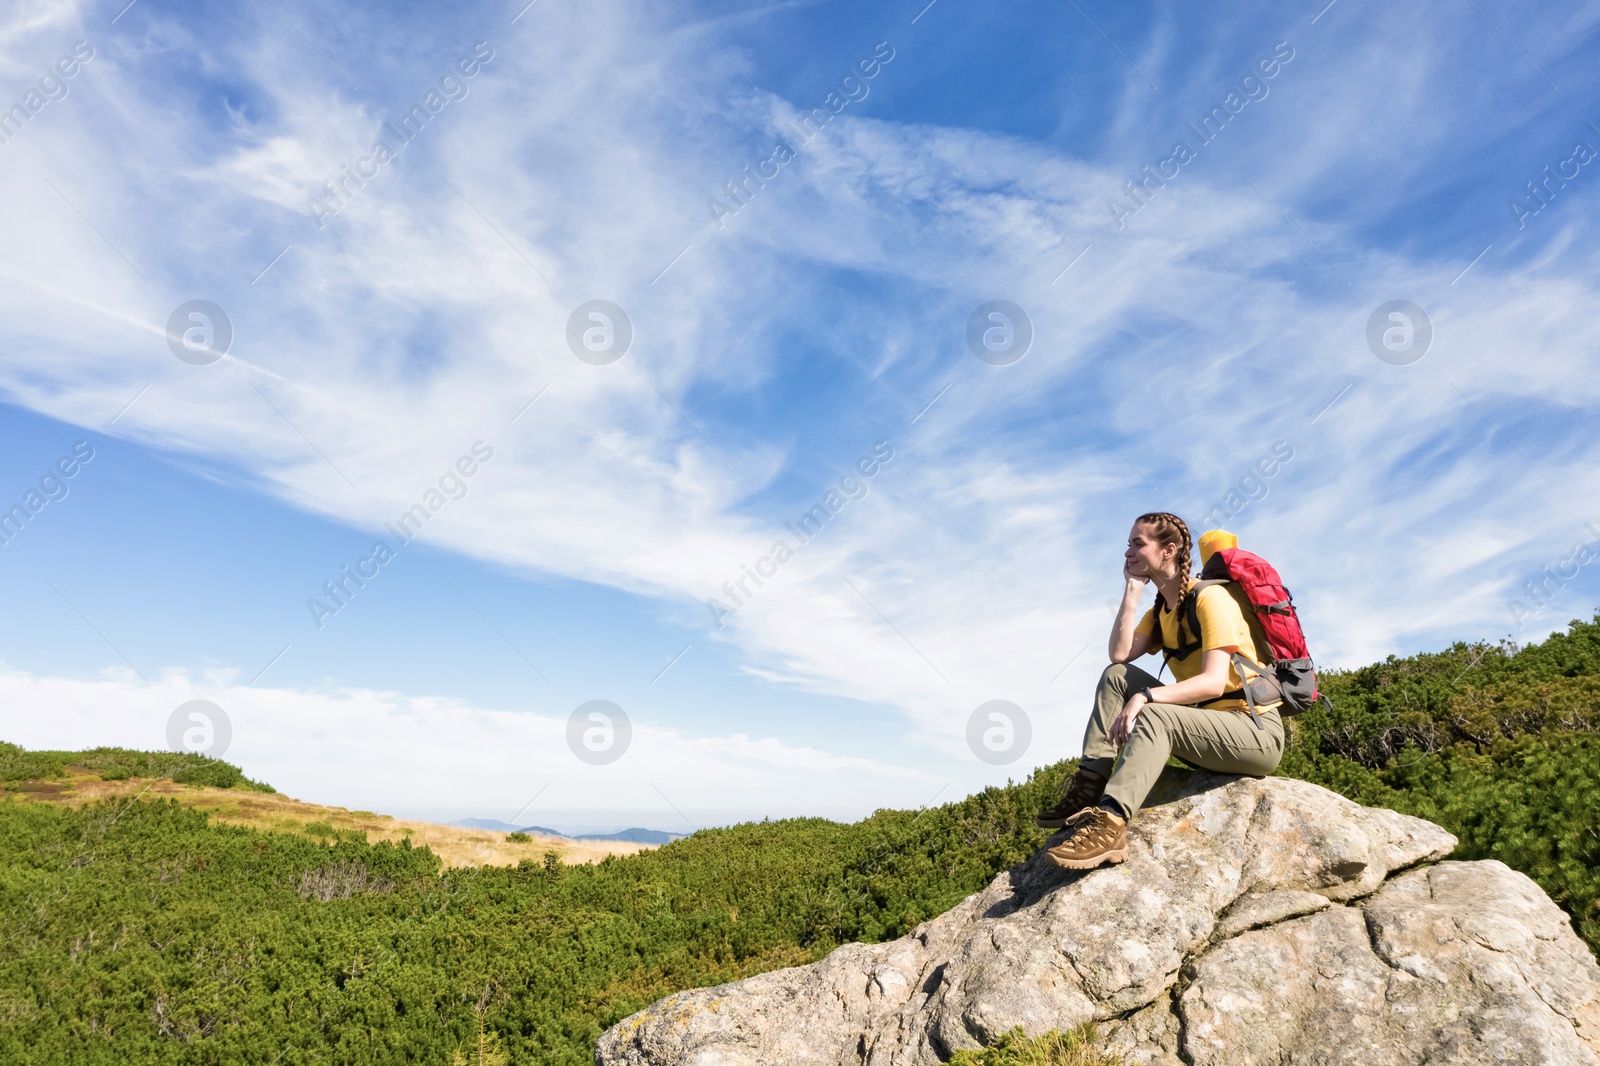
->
[1135, 511, 1193, 606]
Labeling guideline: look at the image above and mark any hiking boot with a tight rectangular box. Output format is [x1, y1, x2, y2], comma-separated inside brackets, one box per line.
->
[1034, 768, 1107, 829]
[1045, 807, 1128, 870]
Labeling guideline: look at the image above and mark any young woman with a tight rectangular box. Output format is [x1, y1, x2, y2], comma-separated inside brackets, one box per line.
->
[1036, 512, 1285, 869]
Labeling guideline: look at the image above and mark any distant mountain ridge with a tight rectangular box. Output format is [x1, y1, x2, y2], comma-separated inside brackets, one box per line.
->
[451, 818, 682, 844]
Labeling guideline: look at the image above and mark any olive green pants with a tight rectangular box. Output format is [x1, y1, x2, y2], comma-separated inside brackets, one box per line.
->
[1081, 662, 1284, 820]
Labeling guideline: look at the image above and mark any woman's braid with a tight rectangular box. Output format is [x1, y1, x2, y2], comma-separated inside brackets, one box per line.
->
[1136, 511, 1193, 606]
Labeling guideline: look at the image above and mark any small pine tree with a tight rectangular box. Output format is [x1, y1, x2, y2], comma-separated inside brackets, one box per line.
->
[449, 1011, 509, 1066]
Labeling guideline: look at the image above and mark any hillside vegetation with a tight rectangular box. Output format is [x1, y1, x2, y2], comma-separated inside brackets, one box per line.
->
[0, 745, 276, 792]
[1283, 612, 1600, 953]
[1, 613, 1596, 1065]
[0, 751, 652, 870]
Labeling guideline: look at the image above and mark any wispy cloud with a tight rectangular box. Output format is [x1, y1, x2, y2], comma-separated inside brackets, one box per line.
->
[0, 663, 929, 824]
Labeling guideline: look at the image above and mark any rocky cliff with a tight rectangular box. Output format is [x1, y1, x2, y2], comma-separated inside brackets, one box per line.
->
[595, 770, 1600, 1065]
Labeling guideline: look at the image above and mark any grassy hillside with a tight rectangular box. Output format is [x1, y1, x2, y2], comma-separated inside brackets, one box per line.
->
[0, 745, 276, 792]
[1, 613, 1596, 1064]
[0, 750, 653, 870]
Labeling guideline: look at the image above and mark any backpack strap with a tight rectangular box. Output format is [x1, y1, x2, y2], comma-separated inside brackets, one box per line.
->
[1154, 579, 1229, 671]
[1203, 653, 1277, 729]
[1225, 651, 1275, 731]
[1255, 595, 1295, 616]
[1152, 586, 1198, 671]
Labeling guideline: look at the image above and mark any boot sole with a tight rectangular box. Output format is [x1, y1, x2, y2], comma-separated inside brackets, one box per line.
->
[1046, 846, 1129, 870]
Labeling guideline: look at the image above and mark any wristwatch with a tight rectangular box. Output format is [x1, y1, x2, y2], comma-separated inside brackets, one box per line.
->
[1134, 687, 1154, 704]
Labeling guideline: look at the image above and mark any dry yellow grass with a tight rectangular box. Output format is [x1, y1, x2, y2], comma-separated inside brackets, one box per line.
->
[7, 770, 657, 868]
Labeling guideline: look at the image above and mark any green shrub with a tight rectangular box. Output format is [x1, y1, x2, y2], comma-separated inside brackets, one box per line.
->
[0, 742, 71, 782]
[506, 831, 532, 843]
[0, 743, 274, 792]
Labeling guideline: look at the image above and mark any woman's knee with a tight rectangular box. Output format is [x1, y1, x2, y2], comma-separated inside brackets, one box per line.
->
[1098, 662, 1135, 693]
[1241, 745, 1285, 777]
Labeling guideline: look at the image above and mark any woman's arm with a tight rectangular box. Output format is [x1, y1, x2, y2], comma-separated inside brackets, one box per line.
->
[1138, 648, 1231, 705]
[1108, 573, 1153, 663]
[1108, 648, 1234, 744]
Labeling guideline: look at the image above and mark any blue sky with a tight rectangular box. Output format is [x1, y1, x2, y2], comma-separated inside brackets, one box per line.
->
[0, 0, 1597, 830]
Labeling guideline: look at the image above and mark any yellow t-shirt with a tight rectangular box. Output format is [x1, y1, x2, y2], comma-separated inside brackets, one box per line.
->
[1133, 583, 1281, 712]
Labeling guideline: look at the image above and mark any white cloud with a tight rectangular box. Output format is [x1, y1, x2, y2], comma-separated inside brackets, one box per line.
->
[0, 663, 930, 826]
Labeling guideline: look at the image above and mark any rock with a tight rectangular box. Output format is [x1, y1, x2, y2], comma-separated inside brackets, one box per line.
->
[1209, 886, 1330, 942]
[1181, 861, 1600, 1065]
[595, 770, 1600, 1066]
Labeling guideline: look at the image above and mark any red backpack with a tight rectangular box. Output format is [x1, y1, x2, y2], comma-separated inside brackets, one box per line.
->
[1149, 547, 1333, 728]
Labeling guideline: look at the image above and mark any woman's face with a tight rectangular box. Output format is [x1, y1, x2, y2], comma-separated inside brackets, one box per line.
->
[1126, 522, 1173, 578]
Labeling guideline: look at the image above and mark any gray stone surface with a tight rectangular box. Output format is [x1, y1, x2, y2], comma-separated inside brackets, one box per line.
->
[595, 771, 1600, 1066]
[1210, 886, 1331, 942]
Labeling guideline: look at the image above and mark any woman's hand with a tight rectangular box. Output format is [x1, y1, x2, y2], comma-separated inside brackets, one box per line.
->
[1122, 555, 1149, 587]
[1109, 691, 1149, 745]
[1110, 557, 1152, 663]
